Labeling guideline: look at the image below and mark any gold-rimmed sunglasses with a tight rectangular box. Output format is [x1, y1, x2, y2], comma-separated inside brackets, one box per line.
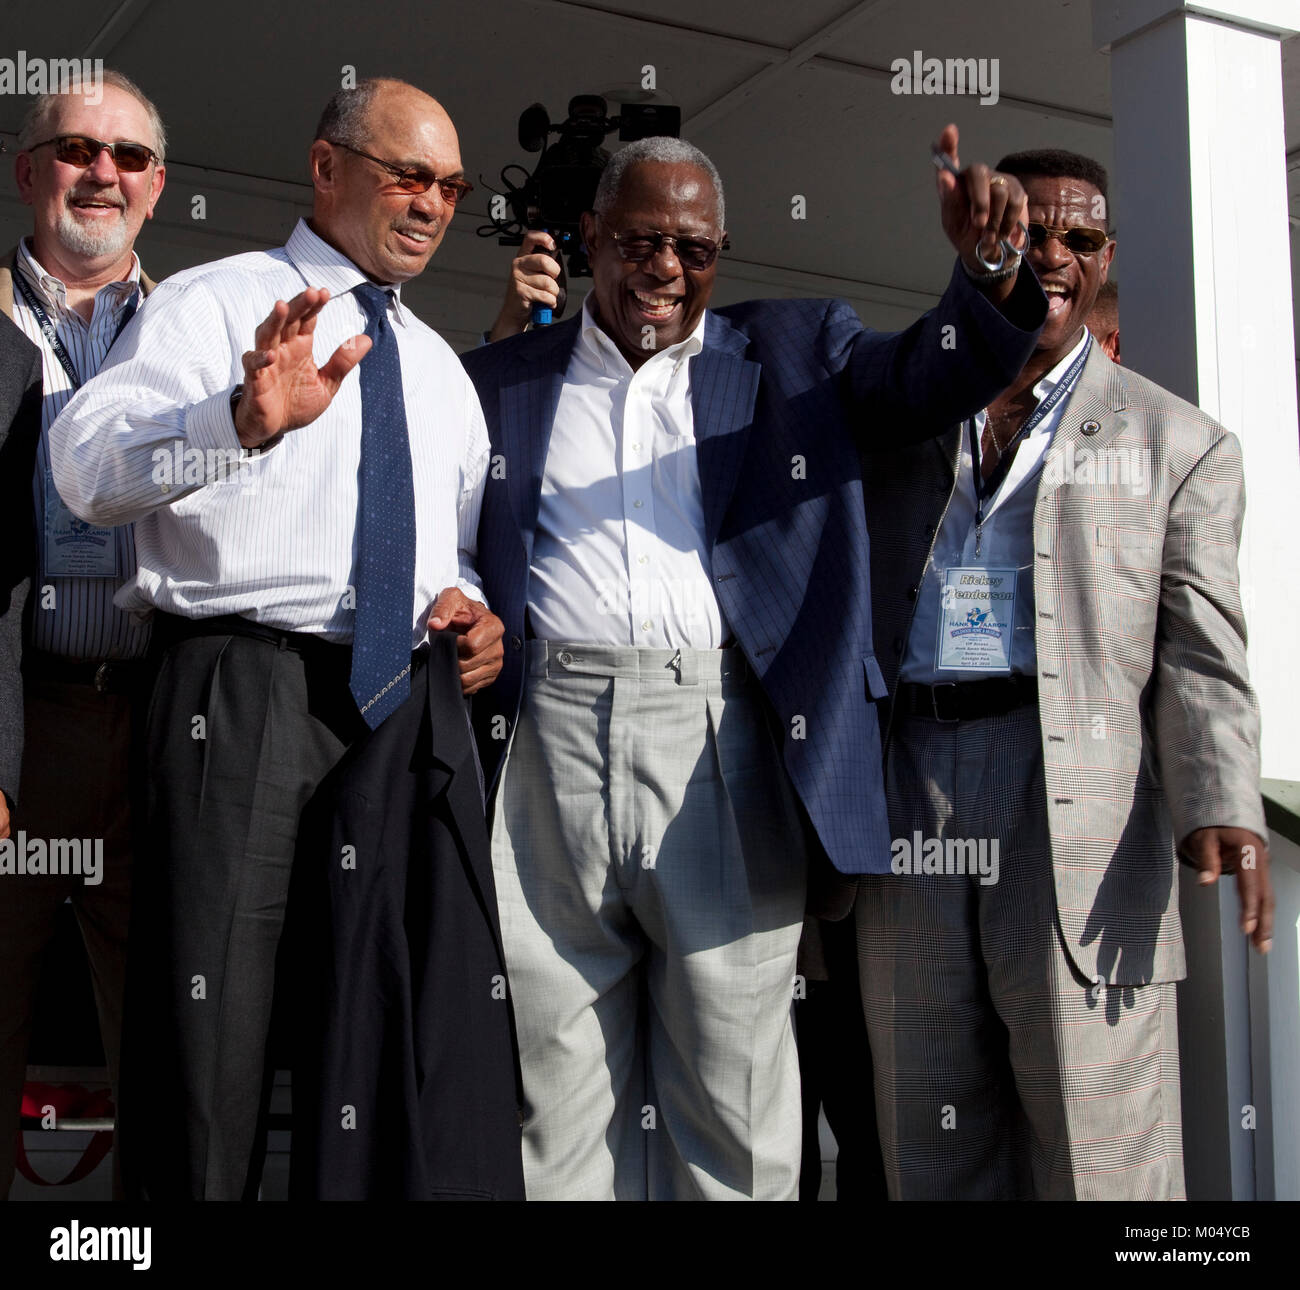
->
[1025, 222, 1110, 255]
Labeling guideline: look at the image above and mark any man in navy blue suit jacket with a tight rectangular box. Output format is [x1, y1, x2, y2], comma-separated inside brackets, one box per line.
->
[460, 125, 1046, 1199]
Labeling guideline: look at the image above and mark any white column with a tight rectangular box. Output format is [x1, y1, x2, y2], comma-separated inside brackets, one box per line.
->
[1093, 0, 1300, 1201]
[1094, 0, 1300, 779]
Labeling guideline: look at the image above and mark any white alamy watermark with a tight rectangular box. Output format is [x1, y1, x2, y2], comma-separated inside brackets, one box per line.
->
[152, 443, 264, 492]
[890, 51, 999, 106]
[0, 53, 104, 103]
[0, 833, 103, 885]
[891, 831, 999, 886]
[49, 1223, 150, 1271]
[1042, 443, 1153, 495]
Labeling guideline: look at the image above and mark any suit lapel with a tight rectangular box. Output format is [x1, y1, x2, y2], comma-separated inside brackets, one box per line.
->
[499, 317, 578, 555]
[1036, 345, 1130, 504]
[936, 426, 962, 485]
[692, 312, 761, 550]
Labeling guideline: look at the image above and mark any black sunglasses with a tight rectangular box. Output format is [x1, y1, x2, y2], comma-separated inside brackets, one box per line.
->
[28, 134, 158, 173]
[1025, 222, 1110, 255]
[326, 140, 473, 205]
[606, 226, 728, 272]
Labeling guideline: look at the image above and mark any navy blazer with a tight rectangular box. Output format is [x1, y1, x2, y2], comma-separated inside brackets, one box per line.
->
[460, 264, 1044, 874]
[289, 635, 525, 1200]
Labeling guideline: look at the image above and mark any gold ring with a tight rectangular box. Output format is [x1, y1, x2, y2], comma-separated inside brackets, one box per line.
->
[990, 176, 1007, 187]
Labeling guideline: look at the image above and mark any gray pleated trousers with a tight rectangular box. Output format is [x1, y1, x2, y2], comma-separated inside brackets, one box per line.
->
[491, 641, 808, 1200]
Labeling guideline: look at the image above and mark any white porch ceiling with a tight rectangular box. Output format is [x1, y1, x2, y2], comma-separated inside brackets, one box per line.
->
[1, 0, 1296, 353]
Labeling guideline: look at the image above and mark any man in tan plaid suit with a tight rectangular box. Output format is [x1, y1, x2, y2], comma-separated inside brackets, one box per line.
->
[857, 147, 1274, 1200]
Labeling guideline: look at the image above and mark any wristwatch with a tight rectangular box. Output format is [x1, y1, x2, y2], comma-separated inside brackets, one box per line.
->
[230, 384, 283, 453]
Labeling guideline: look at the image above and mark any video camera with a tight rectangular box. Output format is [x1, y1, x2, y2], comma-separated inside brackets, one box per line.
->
[479, 95, 682, 319]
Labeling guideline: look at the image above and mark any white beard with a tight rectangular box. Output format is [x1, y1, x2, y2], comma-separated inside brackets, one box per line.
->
[55, 201, 131, 260]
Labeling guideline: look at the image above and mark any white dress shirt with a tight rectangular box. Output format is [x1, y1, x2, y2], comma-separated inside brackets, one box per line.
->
[50, 220, 489, 646]
[901, 330, 1091, 682]
[528, 297, 727, 647]
[11, 238, 151, 660]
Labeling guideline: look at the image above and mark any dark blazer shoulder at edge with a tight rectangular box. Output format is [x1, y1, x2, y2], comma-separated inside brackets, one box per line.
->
[0, 312, 43, 807]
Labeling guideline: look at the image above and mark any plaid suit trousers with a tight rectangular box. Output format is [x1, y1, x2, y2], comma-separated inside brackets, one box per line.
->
[856, 704, 1185, 1200]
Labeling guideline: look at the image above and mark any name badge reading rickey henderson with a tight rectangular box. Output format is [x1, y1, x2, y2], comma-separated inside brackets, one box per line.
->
[42, 463, 119, 578]
[935, 567, 1017, 673]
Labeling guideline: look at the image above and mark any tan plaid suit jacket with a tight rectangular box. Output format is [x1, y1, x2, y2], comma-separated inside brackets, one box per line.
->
[864, 342, 1266, 988]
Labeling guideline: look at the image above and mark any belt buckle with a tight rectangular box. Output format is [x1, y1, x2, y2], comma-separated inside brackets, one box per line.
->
[929, 682, 961, 723]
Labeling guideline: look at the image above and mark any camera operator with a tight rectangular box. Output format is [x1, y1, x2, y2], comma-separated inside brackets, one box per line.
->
[486, 229, 566, 342]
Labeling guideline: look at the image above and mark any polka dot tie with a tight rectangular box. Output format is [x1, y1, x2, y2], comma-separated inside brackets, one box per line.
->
[349, 283, 417, 729]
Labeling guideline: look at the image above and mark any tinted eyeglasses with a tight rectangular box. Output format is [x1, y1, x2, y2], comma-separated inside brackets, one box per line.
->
[1025, 222, 1110, 255]
[326, 140, 473, 205]
[29, 134, 158, 172]
[607, 227, 727, 271]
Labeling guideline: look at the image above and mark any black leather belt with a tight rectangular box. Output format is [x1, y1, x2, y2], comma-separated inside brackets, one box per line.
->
[152, 612, 351, 664]
[895, 675, 1038, 722]
[23, 651, 150, 695]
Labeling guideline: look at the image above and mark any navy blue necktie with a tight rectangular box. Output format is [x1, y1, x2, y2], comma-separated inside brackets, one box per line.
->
[349, 283, 417, 729]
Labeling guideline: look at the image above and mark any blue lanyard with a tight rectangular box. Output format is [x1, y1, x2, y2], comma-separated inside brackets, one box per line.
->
[969, 333, 1092, 556]
[11, 254, 138, 390]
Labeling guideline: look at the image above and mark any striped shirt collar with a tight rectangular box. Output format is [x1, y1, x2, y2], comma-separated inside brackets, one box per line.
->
[16, 236, 141, 318]
[285, 218, 409, 328]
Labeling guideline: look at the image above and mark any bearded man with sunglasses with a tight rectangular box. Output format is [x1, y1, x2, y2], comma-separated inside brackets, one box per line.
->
[462, 128, 1050, 1200]
[49, 78, 509, 1200]
[0, 71, 166, 1198]
[858, 148, 1271, 1199]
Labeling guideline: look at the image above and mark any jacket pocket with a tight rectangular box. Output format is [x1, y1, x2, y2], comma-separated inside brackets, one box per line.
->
[1094, 525, 1161, 566]
[863, 654, 888, 700]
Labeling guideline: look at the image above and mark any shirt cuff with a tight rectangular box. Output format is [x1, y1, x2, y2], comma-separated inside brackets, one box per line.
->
[185, 388, 284, 474]
[456, 577, 487, 607]
[184, 387, 242, 462]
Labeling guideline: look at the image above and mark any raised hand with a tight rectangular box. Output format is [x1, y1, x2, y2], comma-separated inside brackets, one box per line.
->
[234, 287, 372, 448]
[933, 123, 1028, 291]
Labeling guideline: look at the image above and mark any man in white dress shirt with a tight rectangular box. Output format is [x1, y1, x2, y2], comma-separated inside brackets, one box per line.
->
[465, 130, 1048, 1199]
[50, 78, 504, 1200]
